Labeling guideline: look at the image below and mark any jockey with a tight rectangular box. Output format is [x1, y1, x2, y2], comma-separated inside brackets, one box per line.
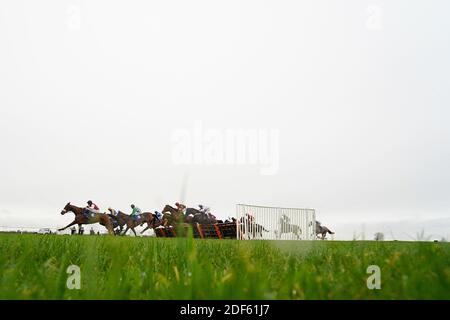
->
[87, 200, 99, 211]
[154, 211, 163, 220]
[130, 204, 142, 221]
[175, 202, 187, 215]
[198, 204, 211, 218]
[175, 202, 186, 211]
[107, 207, 118, 216]
[85, 200, 100, 217]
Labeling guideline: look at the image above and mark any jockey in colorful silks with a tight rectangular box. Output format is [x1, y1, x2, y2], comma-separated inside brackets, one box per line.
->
[87, 200, 99, 211]
[84, 200, 100, 218]
[130, 204, 142, 221]
[154, 211, 163, 221]
[107, 207, 118, 216]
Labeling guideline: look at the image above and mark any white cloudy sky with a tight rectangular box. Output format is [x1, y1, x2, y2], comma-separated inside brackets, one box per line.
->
[0, 0, 449, 239]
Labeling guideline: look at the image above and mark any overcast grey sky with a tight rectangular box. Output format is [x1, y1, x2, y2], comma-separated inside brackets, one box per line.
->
[1, 1, 449, 239]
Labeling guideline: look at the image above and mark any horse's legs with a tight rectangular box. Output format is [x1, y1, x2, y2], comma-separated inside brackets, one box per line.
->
[141, 223, 151, 234]
[58, 220, 77, 231]
[105, 221, 114, 235]
[130, 227, 137, 236]
[140, 226, 148, 234]
[114, 224, 123, 235]
[78, 224, 82, 235]
[122, 226, 129, 236]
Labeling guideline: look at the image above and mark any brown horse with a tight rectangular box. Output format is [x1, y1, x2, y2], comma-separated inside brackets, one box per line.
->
[161, 204, 211, 226]
[107, 213, 126, 235]
[161, 204, 184, 226]
[117, 211, 155, 236]
[59, 202, 114, 235]
[140, 213, 163, 234]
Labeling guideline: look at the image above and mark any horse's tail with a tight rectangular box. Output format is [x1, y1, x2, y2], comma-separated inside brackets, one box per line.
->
[327, 228, 335, 234]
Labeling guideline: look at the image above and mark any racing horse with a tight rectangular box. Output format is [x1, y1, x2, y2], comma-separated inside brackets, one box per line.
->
[160, 205, 185, 226]
[117, 211, 156, 236]
[160, 204, 202, 226]
[140, 213, 163, 234]
[190, 212, 217, 224]
[59, 202, 114, 235]
[107, 212, 127, 235]
[275, 214, 302, 240]
[315, 221, 334, 239]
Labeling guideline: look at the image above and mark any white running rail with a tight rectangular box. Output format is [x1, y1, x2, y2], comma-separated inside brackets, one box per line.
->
[236, 204, 316, 240]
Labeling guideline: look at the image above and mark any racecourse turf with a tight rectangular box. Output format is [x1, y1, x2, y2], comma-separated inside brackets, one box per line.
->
[0, 233, 448, 299]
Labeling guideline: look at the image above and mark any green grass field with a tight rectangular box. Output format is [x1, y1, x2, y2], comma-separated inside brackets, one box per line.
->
[0, 233, 449, 299]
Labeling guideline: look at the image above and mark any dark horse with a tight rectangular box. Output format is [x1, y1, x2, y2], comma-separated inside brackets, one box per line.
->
[59, 202, 114, 235]
[190, 212, 217, 224]
[116, 211, 156, 236]
[315, 221, 335, 239]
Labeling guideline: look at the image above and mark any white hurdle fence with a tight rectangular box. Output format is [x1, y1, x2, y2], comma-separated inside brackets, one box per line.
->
[236, 204, 316, 240]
